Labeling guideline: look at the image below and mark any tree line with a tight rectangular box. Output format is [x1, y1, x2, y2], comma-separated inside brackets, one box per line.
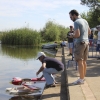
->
[1, 21, 69, 45]
[80, 0, 100, 28]
[1, 0, 100, 45]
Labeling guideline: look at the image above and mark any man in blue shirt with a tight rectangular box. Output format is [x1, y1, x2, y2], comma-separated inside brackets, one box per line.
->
[69, 10, 91, 85]
[36, 52, 64, 88]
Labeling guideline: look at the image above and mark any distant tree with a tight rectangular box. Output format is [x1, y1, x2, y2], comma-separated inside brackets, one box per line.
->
[80, 0, 100, 9]
[80, 8, 100, 28]
[40, 21, 59, 42]
[80, 0, 100, 28]
[40, 20, 69, 42]
[58, 25, 69, 40]
[45, 26, 60, 42]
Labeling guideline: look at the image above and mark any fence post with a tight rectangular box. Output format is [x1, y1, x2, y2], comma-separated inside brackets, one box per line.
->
[60, 47, 70, 100]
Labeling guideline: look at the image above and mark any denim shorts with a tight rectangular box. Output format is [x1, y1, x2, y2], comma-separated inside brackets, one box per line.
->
[68, 42, 73, 48]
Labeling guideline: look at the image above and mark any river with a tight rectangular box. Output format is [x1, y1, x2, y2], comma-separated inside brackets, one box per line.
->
[0, 44, 57, 100]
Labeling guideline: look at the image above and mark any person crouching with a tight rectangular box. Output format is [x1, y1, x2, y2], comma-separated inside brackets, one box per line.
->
[36, 52, 64, 88]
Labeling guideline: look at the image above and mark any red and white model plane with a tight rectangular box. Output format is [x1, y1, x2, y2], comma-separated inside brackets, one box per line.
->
[6, 77, 46, 95]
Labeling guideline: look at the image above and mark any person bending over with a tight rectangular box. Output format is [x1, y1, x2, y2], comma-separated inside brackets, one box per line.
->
[36, 52, 64, 88]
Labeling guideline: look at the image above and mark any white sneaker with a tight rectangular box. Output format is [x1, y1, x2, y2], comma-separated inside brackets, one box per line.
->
[73, 79, 84, 85]
[78, 77, 85, 81]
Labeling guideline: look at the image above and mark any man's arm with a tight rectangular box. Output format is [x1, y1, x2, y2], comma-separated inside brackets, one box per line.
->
[36, 63, 46, 76]
[88, 27, 91, 35]
[70, 27, 91, 38]
[69, 29, 80, 38]
[73, 29, 80, 38]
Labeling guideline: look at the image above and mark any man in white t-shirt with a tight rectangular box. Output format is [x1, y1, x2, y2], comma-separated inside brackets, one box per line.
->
[96, 25, 100, 60]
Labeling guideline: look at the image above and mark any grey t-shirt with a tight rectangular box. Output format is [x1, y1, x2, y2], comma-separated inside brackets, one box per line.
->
[74, 18, 89, 43]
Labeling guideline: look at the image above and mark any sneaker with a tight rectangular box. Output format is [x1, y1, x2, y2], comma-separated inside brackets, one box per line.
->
[77, 77, 85, 81]
[73, 79, 84, 85]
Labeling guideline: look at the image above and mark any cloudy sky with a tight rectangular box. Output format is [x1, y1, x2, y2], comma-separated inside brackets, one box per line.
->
[0, 0, 89, 31]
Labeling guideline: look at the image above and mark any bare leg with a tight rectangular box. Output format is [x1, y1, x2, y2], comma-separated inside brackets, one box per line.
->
[83, 60, 87, 77]
[77, 60, 84, 79]
[69, 48, 72, 54]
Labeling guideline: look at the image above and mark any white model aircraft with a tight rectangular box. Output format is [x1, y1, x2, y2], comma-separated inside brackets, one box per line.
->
[6, 77, 46, 95]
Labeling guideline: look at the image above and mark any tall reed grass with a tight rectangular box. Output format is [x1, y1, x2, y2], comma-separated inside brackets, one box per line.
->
[1, 28, 41, 46]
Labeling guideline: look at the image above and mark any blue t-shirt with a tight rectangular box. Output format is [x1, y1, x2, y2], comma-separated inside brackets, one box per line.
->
[42, 57, 64, 71]
[74, 18, 89, 43]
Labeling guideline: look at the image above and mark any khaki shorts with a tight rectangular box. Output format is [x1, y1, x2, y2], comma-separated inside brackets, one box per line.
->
[74, 43, 89, 61]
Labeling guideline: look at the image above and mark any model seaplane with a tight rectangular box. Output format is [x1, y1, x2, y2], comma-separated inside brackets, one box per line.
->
[6, 77, 46, 95]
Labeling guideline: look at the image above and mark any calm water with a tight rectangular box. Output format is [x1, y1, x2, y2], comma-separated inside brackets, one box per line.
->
[0, 44, 57, 100]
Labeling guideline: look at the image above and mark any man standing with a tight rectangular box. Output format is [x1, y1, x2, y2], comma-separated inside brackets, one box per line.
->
[69, 10, 91, 85]
[67, 26, 74, 56]
[36, 52, 64, 88]
[96, 25, 100, 60]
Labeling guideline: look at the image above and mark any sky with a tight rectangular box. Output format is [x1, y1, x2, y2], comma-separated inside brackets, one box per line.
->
[0, 0, 89, 31]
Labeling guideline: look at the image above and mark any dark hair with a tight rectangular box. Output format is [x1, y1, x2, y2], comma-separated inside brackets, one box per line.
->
[70, 26, 73, 28]
[69, 9, 79, 16]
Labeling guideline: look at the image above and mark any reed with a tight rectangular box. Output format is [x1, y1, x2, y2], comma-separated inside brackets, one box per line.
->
[1, 28, 41, 46]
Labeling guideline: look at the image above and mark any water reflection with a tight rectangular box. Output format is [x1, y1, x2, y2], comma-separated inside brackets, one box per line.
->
[0, 44, 57, 100]
[9, 95, 41, 100]
[0, 44, 57, 59]
[1, 45, 41, 60]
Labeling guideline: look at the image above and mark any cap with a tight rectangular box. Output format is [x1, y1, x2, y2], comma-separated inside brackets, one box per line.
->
[36, 52, 46, 60]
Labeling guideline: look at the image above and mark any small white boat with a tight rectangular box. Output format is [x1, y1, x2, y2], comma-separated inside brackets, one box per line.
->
[42, 49, 57, 55]
[42, 43, 58, 49]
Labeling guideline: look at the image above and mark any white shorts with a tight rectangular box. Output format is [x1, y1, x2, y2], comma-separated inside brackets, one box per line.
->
[68, 43, 73, 48]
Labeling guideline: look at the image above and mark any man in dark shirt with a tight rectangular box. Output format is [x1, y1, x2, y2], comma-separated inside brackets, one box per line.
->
[89, 30, 94, 46]
[67, 26, 74, 56]
[36, 52, 64, 88]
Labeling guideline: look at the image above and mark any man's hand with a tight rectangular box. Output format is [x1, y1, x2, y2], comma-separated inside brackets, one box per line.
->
[68, 35, 74, 38]
[36, 63, 46, 77]
[37, 77, 42, 80]
[36, 71, 39, 76]
[37, 75, 44, 80]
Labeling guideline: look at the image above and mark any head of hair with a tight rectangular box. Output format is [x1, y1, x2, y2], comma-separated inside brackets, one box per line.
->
[70, 26, 73, 28]
[69, 9, 79, 16]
